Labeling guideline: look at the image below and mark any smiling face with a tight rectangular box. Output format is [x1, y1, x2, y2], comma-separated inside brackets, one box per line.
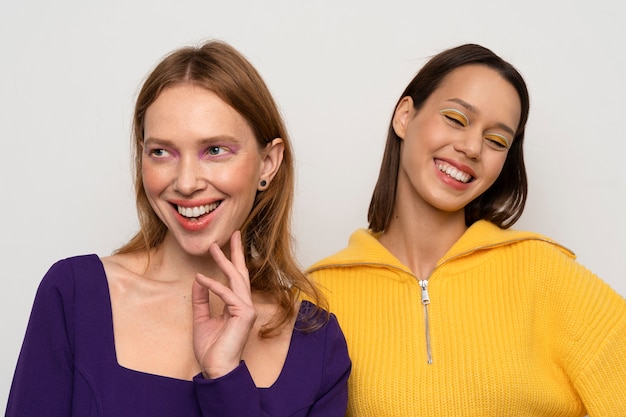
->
[141, 83, 283, 256]
[393, 64, 521, 218]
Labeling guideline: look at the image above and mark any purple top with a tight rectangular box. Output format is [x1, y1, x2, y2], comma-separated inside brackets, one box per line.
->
[5, 255, 350, 417]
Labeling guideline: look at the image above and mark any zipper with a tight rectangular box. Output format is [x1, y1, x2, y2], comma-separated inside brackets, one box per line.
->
[419, 279, 433, 364]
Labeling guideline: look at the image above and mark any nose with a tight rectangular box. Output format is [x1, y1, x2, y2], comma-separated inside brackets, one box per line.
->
[454, 131, 483, 161]
[174, 156, 207, 195]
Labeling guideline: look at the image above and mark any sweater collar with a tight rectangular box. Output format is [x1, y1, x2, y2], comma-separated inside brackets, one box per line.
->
[437, 220, 574, 267]
[308, 220, 574, 273]
[308, 227, 413, 275]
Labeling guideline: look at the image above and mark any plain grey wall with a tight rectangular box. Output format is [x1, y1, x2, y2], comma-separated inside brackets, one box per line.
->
[1, 0, 624, 409]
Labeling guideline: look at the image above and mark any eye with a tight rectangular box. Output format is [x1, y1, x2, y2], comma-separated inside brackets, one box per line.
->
[207, 146, 228, 156]
[485, 133, 511, 150]
[440, 108, 469, 127]
[149, 148, 171, 158]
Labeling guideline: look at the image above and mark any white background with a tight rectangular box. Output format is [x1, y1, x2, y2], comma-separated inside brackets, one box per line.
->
[1, 0, 624, 410]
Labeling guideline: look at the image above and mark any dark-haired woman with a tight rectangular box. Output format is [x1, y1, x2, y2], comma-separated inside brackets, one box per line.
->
[308, 44, 626, 416]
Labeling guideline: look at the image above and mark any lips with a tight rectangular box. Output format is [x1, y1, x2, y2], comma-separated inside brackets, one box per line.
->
[435, 160, 474, 183]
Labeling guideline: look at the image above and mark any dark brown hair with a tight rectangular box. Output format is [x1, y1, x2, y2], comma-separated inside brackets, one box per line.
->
[116, 40, 325, 335]
[368, 44, 530, 231]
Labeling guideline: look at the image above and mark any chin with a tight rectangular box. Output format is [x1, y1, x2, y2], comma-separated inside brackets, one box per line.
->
[174, 237, 215, 257]
[183, 246, 211, 256]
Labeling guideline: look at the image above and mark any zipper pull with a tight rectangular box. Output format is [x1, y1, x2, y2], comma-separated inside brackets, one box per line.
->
[419, 279, 430, 305]
[419, 279, 433, 364]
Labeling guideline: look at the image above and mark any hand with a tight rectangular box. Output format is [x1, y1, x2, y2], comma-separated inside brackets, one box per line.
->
[191, 230, 257, 379]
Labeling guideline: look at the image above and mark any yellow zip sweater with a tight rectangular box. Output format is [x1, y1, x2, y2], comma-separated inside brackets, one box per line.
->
[308, 221, 626, 416]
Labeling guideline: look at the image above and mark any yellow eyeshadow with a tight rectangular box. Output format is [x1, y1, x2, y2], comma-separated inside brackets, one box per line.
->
[485, 133, 511, 149]
[440, 108, 469, 126]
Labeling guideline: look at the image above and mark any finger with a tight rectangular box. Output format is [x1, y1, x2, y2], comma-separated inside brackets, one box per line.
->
[191, 279, 212, 321]
[208, 242, 236, 276]
[208, 242, 251, 301]
[195, 272, 245, 309]
[196, 273, 257, 331]
[229, 230, 250, 290]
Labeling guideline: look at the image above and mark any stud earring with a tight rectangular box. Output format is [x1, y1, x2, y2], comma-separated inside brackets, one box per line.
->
[260, 180, 267, 187]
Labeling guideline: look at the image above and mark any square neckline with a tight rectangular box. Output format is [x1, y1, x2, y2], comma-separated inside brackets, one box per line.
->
[90, 254, 311, 389]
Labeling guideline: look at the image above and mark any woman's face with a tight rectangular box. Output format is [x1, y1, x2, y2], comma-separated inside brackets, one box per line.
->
[393, 64, 521, 216]
[141, 83, 282, 256]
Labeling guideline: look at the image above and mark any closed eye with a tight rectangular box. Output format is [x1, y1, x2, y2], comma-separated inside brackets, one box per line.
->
[485, 133, 511, 150]
[440, 108, 469, 127]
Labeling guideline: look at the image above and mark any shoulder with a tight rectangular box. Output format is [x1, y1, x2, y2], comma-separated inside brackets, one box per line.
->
[295, 302, 351, 393]
[308, 229, 409, 275]
[31, 254, 118, 326]
[101, 251, 148, 273]
[39, 254, 103, 291]
[295, 301, 350, 371]
[296, 301, 343, 338]
[100, 252, 148, 289]
[463, 224, 604, 289]
[455, 220, 575, 259]
[308, 229, 375, 270]
[28, 255, 106, 338]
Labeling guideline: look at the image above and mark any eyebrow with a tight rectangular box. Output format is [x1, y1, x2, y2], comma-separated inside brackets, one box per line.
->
[446, 98, 516, 136]
[143, 135, 239, 146]
[143, 137, 173, 147]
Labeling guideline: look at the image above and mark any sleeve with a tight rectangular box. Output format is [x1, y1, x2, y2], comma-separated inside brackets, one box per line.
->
[575, 316, 626, 417]
[5, 260, 75, 417]
[547, 252, 626, 416]
[193, 362, 265, 417]
[305, 313, 351, 417]
[192, 313, 351, 417]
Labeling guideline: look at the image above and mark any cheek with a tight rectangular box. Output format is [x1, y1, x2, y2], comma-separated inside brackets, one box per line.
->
[233, 169, 262, 201]
[404, 119, 442, 153]
[141, 162, 166, 198]
[400, 133, 431, 173]
[483, 154, 509, 184]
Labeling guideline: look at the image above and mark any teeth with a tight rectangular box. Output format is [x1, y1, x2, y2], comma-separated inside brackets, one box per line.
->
[177, 202, 220, 218]
[436, 161, 472, 183]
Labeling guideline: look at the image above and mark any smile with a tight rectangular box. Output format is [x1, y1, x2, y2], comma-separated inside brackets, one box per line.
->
[435, 161, 474, 183]
[177, 202, 221, 218]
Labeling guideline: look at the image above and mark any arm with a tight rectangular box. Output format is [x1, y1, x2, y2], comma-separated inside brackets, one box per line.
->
[306, 313, 351, 417]
[193, 363, 264, 416]
[547, 253, 626, 416]
[5, 261, 75, 417]
[575, 316, 626, 417]
[192, 314, 351, 417]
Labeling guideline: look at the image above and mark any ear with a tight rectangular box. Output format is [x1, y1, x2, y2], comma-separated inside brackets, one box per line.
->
[258, 138, 284, 190]
[392, 96, 414, 140]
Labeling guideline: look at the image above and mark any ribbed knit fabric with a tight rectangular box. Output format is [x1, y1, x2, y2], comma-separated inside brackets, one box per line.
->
[308, 220, 626, 417]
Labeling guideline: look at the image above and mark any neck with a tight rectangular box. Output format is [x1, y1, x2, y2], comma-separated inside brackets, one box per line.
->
[143, 233, 228, 286]
[379, 200, 467, 280]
